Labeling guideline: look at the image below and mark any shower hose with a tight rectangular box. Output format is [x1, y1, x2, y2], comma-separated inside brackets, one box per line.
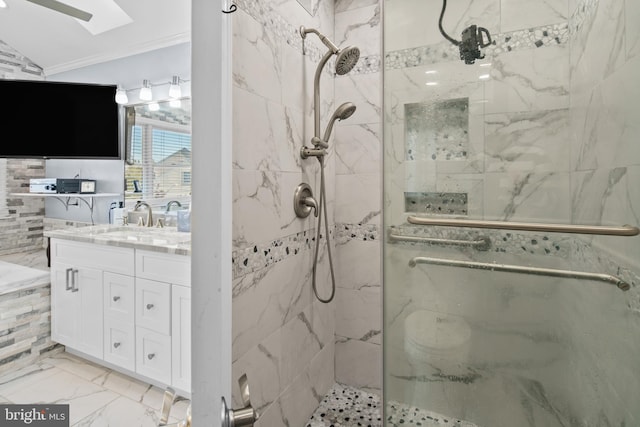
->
[312, 156, 337, 303]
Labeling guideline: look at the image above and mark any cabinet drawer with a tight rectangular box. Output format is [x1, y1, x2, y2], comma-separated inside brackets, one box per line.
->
[136, 327, 171, 385]
[136, 278, 171, 335]
[104, 273, 135, 323]
[136, 250, 190, 286]
[51, 239, 134, 275]
[104, 318, 135, 371]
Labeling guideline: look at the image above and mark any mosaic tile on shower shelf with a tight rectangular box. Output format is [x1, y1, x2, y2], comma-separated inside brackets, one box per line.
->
[384, 23, 569, 70]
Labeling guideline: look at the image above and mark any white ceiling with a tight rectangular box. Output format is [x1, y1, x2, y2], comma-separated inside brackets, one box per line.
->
[0, 0, 190, 75]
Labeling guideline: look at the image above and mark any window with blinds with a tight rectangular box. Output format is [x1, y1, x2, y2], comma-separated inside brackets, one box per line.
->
[125, 124, 192, 201]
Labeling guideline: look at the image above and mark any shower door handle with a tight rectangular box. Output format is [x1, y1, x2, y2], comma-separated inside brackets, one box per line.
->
[221, 374, 259, 427]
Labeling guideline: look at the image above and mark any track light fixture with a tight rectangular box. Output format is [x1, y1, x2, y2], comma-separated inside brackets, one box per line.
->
[115, 86, 128, 104]
[169, 75, 182, 99]
[139, 79, 152, 101]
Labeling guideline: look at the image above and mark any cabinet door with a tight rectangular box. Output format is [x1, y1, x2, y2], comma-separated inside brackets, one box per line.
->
[104, 272, 135, 323]
[75, 267, 104, 359]
[136, 327, 172, 385]
[172, 285, 191, 392]
[136, 278, 171, 335]
[104, 318, 135, 371]
[51, 263, 77, 346]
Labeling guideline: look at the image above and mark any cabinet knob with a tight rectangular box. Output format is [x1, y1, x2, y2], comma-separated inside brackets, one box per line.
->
[113, 342, 121, 348]
[147, 353, 155, 360]
[113, 296, 121, 302]
[146, 303, 154, 310]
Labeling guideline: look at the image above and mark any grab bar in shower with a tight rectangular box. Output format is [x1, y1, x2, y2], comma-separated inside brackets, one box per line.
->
[407, 216, 640, 237]
[408, 256, 631, 292]
[389, 232, 491, 251]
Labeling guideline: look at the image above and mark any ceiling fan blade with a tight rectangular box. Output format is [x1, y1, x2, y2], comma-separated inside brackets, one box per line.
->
[25, 0, 93, 21]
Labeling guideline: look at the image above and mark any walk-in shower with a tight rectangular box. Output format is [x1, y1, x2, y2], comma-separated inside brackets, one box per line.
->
[383, 0, 640, 426]
[298, 26, 360, 303]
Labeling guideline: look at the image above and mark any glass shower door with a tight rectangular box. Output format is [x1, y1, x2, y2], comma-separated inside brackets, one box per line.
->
[382, 0, 640, 426]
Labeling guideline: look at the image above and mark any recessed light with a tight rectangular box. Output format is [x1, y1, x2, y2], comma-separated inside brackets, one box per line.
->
[0, 1, 7, 9]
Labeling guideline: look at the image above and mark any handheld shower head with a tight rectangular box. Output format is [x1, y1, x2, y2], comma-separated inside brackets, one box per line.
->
[321, 102, 357, 144]
[335, 46, 360, 75]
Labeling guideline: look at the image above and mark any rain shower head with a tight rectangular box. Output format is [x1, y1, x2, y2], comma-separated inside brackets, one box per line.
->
[300, 26, 360, 75]
[335, 46, 360, 75]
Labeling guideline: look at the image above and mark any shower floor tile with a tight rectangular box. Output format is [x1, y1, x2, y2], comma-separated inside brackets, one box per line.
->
[306, 383, 382, 426]
[306, 383, 479, 427]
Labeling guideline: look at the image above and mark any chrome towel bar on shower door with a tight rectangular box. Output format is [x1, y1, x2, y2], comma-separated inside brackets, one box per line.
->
[388, 232, 491, 251]
[408, 256, 631, 292]
[407, 216, 640, 236]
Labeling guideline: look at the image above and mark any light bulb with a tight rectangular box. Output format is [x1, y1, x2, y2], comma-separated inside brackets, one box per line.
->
[115, 87, 128, 104]
[139, 79, 152, 101]
[148, 102, 160, 111]
[168, 75, 181, 99]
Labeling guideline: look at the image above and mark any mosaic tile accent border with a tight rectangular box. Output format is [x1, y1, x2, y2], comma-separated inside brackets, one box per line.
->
[233, 223, 380, 279]
[385, 22, 569, 70]
[233, 0, 378, 76]
[404, 192, 469, 216]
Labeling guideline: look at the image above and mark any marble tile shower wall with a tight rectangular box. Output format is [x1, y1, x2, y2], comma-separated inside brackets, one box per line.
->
[0, 42, 46, 256]
[333, 0, 383, 395]
[385, 0, 576, 228]
[230, 1, 339, 425]
[569, 0, 640, 272]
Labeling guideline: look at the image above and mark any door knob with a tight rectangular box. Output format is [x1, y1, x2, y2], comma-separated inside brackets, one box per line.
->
[221, 374, 259, 427]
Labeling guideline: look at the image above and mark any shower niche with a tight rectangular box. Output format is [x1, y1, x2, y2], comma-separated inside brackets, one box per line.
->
[403, 97, 473, 216]
[405, 97, 469, 162]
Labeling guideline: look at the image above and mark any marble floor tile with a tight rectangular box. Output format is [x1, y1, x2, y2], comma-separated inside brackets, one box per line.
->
[43, 352, 111, 382]
[73, 396, 164, 427]
[2, 370, 120, 425]
[0, 351, 191, 427]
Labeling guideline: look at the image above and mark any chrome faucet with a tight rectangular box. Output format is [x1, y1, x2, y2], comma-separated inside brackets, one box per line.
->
[134, 201, 153, 227]
[165, 200, 183, 212]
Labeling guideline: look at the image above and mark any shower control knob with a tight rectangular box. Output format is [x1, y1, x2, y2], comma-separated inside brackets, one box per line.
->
[293, 183, 318, 218]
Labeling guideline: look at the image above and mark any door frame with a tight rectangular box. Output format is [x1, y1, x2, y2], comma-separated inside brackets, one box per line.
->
[191, 0, 233, 424]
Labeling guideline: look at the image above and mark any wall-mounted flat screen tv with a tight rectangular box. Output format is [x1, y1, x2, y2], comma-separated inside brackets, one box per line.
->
[0, 79, 120, 159]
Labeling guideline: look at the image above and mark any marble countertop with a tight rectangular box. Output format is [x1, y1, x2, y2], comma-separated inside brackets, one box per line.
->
[0, 260, 50, 294]
[44, 224, 191, 256]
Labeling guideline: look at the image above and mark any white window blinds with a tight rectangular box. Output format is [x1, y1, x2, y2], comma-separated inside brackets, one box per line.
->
[126, 124, 192, 200]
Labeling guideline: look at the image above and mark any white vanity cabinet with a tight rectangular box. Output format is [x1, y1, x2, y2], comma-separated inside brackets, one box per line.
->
[49, 239, 191, 395]
[51, 262, 104, 359]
